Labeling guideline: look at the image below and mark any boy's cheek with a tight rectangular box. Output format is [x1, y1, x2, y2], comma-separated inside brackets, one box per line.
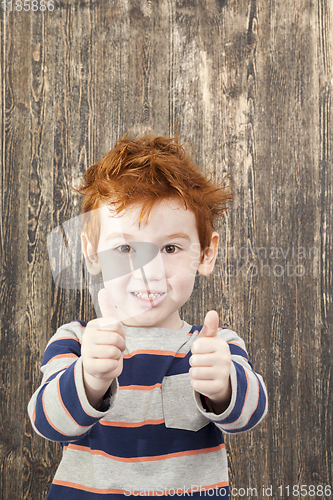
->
[103, 277, 128, 299]
[174, 254, 200, 277]
[171, 271, 196, 290]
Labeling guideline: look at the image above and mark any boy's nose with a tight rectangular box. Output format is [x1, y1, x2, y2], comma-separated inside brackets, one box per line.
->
[131, 251, 166, 282]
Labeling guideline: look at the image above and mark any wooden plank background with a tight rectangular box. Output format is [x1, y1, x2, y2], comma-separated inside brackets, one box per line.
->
[0, 0, 332, 498]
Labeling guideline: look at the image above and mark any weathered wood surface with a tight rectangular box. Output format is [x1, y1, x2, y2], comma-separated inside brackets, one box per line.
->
[0, 1, 332, 498]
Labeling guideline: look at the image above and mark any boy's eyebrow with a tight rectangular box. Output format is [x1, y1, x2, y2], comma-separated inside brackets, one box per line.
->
[105, 232, 192, 242]
[105, 232, 132, 241]
[165, 232, 191, 242]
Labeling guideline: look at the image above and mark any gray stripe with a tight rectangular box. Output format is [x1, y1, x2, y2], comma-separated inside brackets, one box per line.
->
[123, 321, 193, 354]
[54, 445, 228, 492]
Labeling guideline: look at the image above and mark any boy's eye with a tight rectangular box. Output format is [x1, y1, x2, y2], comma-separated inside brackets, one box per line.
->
[163, 245, 178, 254]
[113, 243, 179, 255]
[115, 244, 133, 253]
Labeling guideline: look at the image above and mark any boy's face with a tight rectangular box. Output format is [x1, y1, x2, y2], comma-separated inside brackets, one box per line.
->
[82, 198, 218, 329]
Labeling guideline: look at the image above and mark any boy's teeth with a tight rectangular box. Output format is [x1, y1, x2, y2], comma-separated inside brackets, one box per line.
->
[134, 292, 164, 299]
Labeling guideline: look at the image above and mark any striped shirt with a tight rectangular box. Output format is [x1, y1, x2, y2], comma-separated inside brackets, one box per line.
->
[27, 320, 267, 499]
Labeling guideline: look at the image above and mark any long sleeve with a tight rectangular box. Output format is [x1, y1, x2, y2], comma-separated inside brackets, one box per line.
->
[27, 321, 118, 442]
[195, 327, 268, 433]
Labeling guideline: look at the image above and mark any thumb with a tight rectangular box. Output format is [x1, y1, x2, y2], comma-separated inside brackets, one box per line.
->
[198, 310, 219, 338]
[97, 288, 121, 328]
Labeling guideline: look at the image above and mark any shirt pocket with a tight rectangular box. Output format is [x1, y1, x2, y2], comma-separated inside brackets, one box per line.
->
[161, 373, 209, 432]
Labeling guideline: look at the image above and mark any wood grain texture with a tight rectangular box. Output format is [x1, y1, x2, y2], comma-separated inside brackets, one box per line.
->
[0, 0, 332, 498]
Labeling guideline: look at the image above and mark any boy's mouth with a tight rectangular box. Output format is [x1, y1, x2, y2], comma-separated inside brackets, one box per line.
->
[132, 291, 164, 300]
[130, 291, 166, 307]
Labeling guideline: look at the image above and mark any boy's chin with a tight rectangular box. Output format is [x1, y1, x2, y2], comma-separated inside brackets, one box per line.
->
[119, 310, 183, 330]
[112, 306, 171, 329]
[114, 308, 159, 327]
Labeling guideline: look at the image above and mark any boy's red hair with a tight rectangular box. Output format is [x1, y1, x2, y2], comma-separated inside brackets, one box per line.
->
[72, 130, 234, 263]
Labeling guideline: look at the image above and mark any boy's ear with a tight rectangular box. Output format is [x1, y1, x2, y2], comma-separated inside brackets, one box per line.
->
[197, 232, 219, 276]
[81, 233, 101, 275]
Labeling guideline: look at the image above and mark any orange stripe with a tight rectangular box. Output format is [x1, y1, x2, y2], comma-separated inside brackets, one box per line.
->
[52, 480, 229, 495]
[52, 480, 125, 494]
[124, 349, 186, 358]
[119, 383, 161, 391]
[64, 442, 225, 463]
[123, 349, 187, 359]
[99, 418, 165, 428]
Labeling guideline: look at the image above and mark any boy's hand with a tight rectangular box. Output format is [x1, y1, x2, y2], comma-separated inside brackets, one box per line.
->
[81, 288, 126, 408]
[189, 310, 232, 414]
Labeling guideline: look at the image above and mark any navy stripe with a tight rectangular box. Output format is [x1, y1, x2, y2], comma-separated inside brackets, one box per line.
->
[120, 351, 192, 386]
[47, 485, 229, 499]
[119, 354, 180, 386]
[227, 372, 267, 433]
[59, 361, 105, 427]
[228, 343, 249, 361]
[75, 421, 224, 459]
[163, 351, 191, 376]
[190, 324, 203, 333]
[42, 338, 81, 365]
[216, 362, 248, 425]
[34, 384, 89, 442]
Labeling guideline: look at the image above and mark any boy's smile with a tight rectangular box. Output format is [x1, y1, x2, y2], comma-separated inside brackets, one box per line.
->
[82, 198, 219, 330]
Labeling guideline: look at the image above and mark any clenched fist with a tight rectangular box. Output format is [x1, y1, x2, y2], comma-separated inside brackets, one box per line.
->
[81, 288, 126, 409]
[189, 310, 232, 414]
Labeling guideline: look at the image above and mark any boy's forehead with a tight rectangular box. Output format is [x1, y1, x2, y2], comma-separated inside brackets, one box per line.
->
[98, 199, 197, 236]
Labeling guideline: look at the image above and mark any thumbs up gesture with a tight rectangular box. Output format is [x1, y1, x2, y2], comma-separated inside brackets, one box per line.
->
[189, 310, 232, 413]
[81, 288, 126, 409]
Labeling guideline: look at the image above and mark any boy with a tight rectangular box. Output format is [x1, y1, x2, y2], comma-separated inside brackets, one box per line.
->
[28, 131, 267, 499]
